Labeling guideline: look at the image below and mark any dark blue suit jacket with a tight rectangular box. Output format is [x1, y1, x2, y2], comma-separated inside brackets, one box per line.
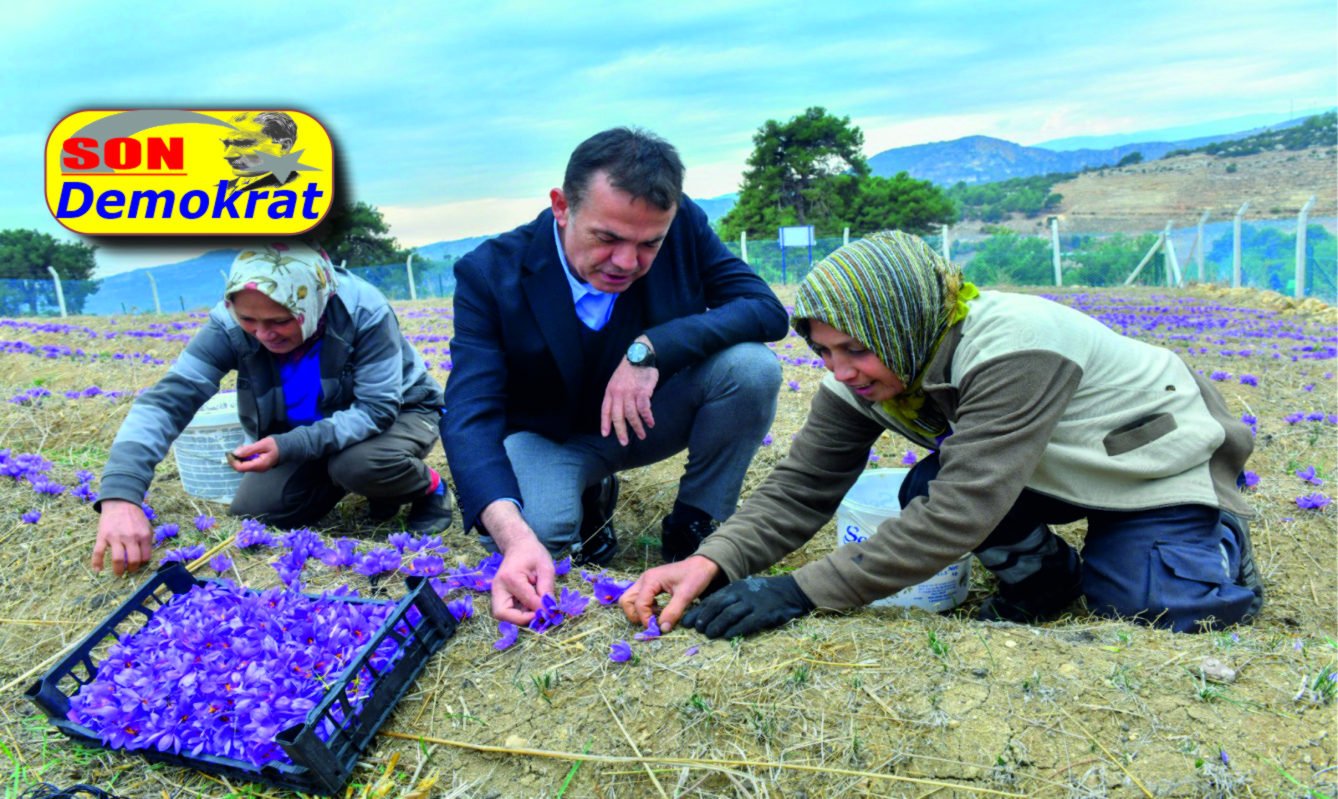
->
[442, 196, 788, 533]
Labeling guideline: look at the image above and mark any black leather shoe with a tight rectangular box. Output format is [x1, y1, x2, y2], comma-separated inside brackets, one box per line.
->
[366, 500, 401, 524]
[976, 570, 1083, 624]
[405, 490, 454, 536]
[1221, 511, 1264, 622]
[660, 515, 717, 563]
[573, 476, 618, 567]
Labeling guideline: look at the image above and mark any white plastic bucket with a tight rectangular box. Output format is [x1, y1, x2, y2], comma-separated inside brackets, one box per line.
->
[173, 391, 250, 503]
[836, 468, 972, 611]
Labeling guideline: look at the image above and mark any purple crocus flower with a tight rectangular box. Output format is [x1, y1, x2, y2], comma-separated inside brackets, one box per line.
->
[320, 539, 361, 570]
[494, 622, 519, 650]
[141, 504, 157, 521]
[161, 545, 206, 565]
[403, 554, 445, 577]
[21, 510, 40, 524]
[868, 452, 881, 462]
[447, 595, 474, 621]
[387, 532, 413, 553]
[1284, 413, 1305, 424]
[1209, 371, 1231, 381]
[528, 595, 563, 633]
[353, 548, 402, 578]
[194, 515, 216, 532]
[593, 577, 633, 605]
[685, 646, 699, 657]
[609, 641, 632, 662]
[1239, 375, 1258, 386]
[554, 556, 571, 576]
[1242, 471, 1260, 488]
[76, 470, 95, 484]
[557, 587, 589, 617]
[1296, 494, 1331, 510]
[762, 434, 773, 446]
[634, 615, 662, 642]
[153, 524, 180, 545]
[1295, 466, 1325, 486]
[900, 450, 917, 466]
[235, 521, 279, 549]
[786, 380, 800, 392]
[1306, 412, 1325, 422]
[209, 555, 233, 574]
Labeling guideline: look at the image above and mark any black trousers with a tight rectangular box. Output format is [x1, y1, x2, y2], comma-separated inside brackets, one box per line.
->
[229, 408, 439, 528]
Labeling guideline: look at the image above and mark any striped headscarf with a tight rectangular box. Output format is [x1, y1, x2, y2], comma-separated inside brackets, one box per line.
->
[793, 230, 978, 437]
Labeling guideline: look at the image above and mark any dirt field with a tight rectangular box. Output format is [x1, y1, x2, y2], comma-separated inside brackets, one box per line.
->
[0, 284, 1334, 798]
[992, 146, 1337, 235]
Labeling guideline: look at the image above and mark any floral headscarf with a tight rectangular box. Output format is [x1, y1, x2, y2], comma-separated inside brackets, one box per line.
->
[224, 241, 338, 343]
[792, 230, 978, 437]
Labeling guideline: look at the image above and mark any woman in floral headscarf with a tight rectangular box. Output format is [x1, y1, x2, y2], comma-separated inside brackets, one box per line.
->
[92, 241, 451, 577]
[623, 231, 1262, 638]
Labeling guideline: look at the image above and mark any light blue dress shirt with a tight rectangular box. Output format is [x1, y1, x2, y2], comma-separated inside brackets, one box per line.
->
[554, 219, 617, 331]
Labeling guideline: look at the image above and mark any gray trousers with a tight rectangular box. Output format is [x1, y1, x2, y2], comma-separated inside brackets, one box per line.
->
[490, 343, 782, 555]
[230, 408, 439, 528]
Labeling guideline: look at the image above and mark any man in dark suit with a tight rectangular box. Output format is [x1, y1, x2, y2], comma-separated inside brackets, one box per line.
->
[443, 127, 788, 626]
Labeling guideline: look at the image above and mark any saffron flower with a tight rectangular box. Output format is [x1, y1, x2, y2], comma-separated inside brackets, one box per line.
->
[1242, 471, 1260, 488]
[494, 622, 519, 650]
[1285, 413, 1305, 424]
[354, 548, 402, 578]
[320, 538, 361, 570]
[1209, 371, 1231, 381]
[609, 641, 633, 662]
[1295, 466, 1325, 486]
[1296, 494, 1331, 510]
[141, 504, 157, 521]
[1239, 375, 1258, 386]
[403, 554, 445, 577]
[787, 380, 800, 392]
[21, 510, 40, 524]
[236, 521, 279, 549]
[161, 545, 206, 564]
[762, 434, 773, 446]
[193, 515, 216, 532]
[76, 470, 95, 484]
[447, 595, 474, 621]
[209, 555, 233, 574]
[387, 532, 413, 553]
[554, 556, 571, 576]
[593, 576, 633, 605]
[634, 615, 662, 642]
[901, 450, 917, 466]
[153, 523, 179, 544]
[685, 646, 699, 657]
[557, 587, 589, 617]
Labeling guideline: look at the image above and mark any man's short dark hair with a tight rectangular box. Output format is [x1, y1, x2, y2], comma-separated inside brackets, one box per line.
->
[231, 111, 298, 146]
[563, 127, 684, 213]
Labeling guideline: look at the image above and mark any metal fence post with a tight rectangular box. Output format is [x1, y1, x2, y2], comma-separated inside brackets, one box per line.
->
[1050, 218, 1062, 286]
[1295, 195, 1317, 298]
[45, 266, 68, 318]
[1163, 220, 1182, 287]
[1196, 211, 1210, 283]
[406, 253, 418, 301]
[1123, 234, 1164, 286]
[740, 231, 748, 265]
[146, 272, 162, 314]
[843, 227, 850, 247]
[219, 270, 228, 282]
[1232, 202, 1249, 288]
[941, 224, 950, 263]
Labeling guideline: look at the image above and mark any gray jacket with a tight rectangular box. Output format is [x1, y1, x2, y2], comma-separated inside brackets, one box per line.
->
[97, 270, 443, 508]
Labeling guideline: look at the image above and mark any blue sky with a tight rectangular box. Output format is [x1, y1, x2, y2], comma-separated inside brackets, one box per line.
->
[4, 0, 1335, 275]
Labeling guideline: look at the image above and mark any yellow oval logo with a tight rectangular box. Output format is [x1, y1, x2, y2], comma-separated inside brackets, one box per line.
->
[46, 109, 334, 236]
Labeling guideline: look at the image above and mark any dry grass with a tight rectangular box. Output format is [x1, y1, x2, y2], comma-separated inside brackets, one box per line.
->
[0, 285, 1334, 798]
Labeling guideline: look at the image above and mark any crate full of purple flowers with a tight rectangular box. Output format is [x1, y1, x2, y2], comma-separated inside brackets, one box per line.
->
[25, 563, 456, 795]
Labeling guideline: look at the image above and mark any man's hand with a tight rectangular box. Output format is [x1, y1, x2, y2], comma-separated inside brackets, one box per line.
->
[230, 437, 279, 473]
[601, 337, 658, 446]
[680, 574, 815, 640]
[620, 555, 721, 633]
[482, 500, 556, 625]
[92, 499, 154, 577]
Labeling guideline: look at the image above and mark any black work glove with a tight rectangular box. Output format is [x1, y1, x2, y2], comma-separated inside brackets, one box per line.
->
[680, 574, 815, 639]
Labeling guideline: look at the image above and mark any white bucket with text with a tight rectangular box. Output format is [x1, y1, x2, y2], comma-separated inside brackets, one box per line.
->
[173, 392, 250, 504]
[835, 468, 972, 612]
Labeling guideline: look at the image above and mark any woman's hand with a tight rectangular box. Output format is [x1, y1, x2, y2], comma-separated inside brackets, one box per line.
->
[230, 438, 279, 472]
[92, 499, 154, 577]
[620, 555, 721, 632]
[680, 574, 815, 639]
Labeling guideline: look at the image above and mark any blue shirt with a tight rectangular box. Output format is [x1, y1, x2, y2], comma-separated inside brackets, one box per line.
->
[279, 339, 324, 427]
[554, 219, 617, 331]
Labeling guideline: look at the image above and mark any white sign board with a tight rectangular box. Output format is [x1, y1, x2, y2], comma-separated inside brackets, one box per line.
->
[779, 226, 815, 247]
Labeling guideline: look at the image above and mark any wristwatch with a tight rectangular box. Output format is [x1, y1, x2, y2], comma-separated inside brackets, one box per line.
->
[626, 341, 657, 368]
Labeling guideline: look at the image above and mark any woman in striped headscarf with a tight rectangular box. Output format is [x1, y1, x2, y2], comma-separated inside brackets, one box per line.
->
[622, 231, 1262, 638]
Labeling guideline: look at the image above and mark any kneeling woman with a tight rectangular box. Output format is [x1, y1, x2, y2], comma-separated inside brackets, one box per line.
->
[92, 242, 451, 576]
[623, 231, 1262, 636]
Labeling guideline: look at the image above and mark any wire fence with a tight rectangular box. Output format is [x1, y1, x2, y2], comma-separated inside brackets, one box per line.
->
[1, 218, 1334, 318]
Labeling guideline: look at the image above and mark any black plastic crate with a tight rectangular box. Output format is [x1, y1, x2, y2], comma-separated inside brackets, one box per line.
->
[26, 563, 456, 795]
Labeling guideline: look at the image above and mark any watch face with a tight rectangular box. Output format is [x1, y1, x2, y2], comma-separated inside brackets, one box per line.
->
[628, 342, 650, 363]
